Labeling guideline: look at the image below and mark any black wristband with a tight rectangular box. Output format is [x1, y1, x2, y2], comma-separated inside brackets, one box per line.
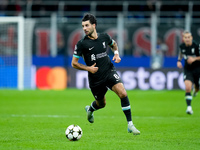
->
[177, 60, 181, 62]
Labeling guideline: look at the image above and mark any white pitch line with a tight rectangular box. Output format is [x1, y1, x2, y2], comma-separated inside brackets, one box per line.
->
[10, 114, 82, 118]
[0, 114, 198, 120]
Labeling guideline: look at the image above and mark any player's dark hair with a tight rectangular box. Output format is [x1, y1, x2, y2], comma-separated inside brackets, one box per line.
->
[82, 13, 97, 26]
[183, 30, 192, 36]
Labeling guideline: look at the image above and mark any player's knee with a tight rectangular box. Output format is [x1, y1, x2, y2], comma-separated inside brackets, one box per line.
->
[118, 91, 127, 99]
[185, 86, 191, 93]
[97, 98, 106, 108]
[195, 85, 199, 91]
[98, 101, 106, 108]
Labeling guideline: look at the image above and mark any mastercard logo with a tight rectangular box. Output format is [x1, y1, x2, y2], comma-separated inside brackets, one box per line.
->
[36, 67, 67, 90]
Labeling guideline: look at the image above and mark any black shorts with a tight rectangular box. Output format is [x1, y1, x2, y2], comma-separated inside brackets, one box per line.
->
[90, 70, 122, 100]
[184, 69, 200, 87]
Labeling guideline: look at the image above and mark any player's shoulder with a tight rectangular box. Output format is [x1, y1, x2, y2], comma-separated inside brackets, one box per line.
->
[179, 43, 185, 48]
[76, 36, 88, 45]
[98, 32, 110, 38]
[102, 32, 109, 36]
[192, 40, 198, 47]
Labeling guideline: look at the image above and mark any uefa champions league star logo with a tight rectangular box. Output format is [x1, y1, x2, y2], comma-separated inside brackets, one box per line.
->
[102, 42, 106, 48]
[91, 54, 96, 61]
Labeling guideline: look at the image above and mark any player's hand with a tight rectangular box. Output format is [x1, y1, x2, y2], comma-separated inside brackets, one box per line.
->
[89, 63, 98, 74]
[187, 56, 196, 64]
[112, 54, 121, 63]
[177, 61, 182, 68]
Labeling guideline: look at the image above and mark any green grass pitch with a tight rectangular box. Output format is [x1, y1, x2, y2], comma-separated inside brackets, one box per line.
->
[0, 89, 200, 150]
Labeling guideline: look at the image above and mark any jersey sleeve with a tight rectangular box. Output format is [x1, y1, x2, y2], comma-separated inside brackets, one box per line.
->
[73, 40, 83, 58]
[196, 43, 200, 56]
[193, 41, 200, 56]
[178, 49, 182, 60]
[179, 44, 182, 50]
[105, 33, 113, 46]
[199, 44, 200, 56]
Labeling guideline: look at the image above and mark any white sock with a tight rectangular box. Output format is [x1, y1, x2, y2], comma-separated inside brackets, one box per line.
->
[128, 121, 133, 126]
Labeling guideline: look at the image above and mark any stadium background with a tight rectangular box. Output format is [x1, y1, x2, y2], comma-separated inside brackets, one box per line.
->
[1, 2, 200, 150]
[0, 0, 200, 90]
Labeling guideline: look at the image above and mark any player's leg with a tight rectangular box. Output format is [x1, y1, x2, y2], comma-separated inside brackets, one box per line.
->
[192, 76, 199, 97]
[107, 71, 132, 124]
[184, 80, 193, 114]
[85, 85, 107, 123]
[112, 83, 131, 123]
[112, 83, 140, 135]
[193, 84, 199, 97]
[112, 83, 131, 122]
[85, 97, 106, 123]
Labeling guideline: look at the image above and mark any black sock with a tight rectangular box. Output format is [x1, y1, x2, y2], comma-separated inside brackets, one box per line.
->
[121, 96, 132, 122]
[185, 92, 192, 106]
[89, 101, 100, 112]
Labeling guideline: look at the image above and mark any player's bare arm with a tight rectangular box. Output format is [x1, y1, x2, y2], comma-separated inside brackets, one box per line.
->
[177, 50, 183, 68]
[109, 40, 121, 63]
[187, 56, 200, 64]
[71, 56, 98, 74]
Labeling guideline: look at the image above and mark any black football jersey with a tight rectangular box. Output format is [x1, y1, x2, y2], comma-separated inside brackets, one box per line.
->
[179, 41, 200, 71]
[73, 33, 115, 86]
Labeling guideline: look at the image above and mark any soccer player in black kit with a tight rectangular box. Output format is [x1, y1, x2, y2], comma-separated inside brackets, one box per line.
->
[177, 31, 200, 114]
[71, 13, 140, 135]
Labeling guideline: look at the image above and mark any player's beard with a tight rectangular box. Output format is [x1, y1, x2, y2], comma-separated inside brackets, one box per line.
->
[87, 29, 94, 37]
[185, 41, 192, 46]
